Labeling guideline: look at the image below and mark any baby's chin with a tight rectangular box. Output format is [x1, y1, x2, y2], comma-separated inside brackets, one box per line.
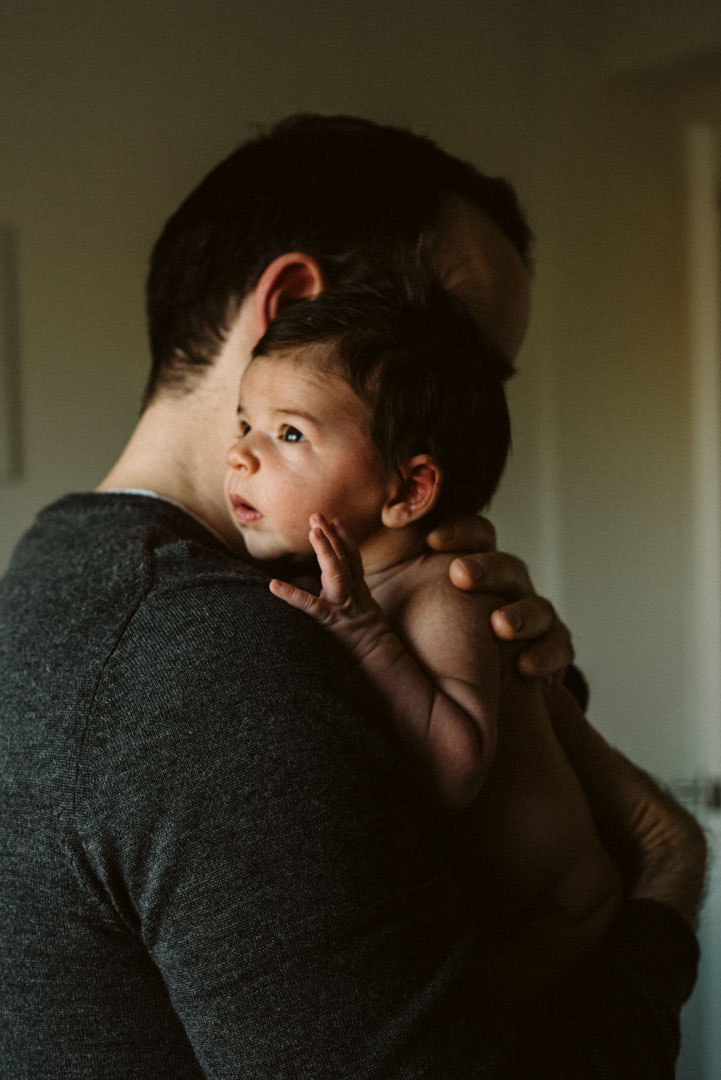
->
[240, 531, 315, 567]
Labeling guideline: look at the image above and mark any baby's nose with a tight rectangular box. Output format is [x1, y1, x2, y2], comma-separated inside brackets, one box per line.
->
[226, 440, 256, 471]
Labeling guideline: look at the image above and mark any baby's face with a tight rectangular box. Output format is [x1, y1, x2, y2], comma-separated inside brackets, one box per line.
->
[225, 348, 393, 561]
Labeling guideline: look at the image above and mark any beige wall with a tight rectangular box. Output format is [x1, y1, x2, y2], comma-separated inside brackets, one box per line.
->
[524, 3, 721, 782]
[525, 5, 696, 772]
[520, 10, 721, 1074]
[603, 0, 721, 69]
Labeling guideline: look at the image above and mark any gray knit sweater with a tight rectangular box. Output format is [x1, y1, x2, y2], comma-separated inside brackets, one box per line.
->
[0, 493, 699, 1078]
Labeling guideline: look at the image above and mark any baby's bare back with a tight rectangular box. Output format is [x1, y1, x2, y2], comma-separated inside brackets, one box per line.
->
[471, 675, 621, 952]
[373, 554, 621, 975]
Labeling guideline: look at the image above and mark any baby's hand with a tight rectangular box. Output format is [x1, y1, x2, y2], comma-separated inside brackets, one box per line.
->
[272, 514, 494, 813]
[269, 514, 392, 661]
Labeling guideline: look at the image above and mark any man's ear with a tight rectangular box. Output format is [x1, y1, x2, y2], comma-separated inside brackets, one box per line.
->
[252, 253, 326, 335]
[381, 455, 442, 529]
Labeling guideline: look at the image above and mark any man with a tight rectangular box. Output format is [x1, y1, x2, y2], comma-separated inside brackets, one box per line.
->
[0, 115, 705, 1078]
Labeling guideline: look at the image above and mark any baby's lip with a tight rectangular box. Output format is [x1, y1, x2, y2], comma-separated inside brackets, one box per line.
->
[229, 493, 261, 523]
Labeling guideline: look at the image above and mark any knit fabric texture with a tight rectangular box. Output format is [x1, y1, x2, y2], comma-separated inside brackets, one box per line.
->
[1, 493, 699, 1078]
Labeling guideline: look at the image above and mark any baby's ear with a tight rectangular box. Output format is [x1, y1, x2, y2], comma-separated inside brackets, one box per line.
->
[381, 455, 442, 529]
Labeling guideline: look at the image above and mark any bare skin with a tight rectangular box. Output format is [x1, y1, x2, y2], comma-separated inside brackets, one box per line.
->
[99, 204, 569, 678]
[271, 514, 622, 998]
[99, 196, 706, 933]
[271, 516, 501, 810]
[548, 686, 708, 928]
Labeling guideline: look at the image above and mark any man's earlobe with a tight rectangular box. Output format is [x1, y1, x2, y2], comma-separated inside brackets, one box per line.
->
[381, 455, 442, 529]
[253, 253, 326, 333]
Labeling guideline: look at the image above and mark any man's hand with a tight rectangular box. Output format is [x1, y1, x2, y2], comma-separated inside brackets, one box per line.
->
[546, 684, 707, 927]
[426, 515, 573, 680]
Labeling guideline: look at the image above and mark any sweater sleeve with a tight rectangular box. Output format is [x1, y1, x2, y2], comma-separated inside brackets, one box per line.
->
[523, 899, 698, 1078]
[74, 573, 699, 1080]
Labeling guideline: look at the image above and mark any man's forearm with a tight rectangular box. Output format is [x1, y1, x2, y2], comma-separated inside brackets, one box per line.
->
[546, 684, 707, 926]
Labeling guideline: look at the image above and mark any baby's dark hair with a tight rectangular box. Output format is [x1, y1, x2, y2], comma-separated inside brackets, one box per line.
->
[251, 263, 514, 530]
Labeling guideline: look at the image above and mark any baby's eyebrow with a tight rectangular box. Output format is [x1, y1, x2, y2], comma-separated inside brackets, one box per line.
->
[273, 407, 320, 424]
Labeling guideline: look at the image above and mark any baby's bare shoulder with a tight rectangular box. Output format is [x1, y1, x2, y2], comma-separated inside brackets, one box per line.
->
[384, 554, 500, 647]
[407, 555, 502, 617]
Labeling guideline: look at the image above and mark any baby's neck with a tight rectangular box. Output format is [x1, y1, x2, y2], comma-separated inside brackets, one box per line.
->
[358, 526, 427, 585]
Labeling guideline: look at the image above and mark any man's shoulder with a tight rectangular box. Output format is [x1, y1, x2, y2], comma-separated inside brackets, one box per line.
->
[12, 490, 261, 592]
[1, 491, 295, 681]
[148, 521, 265, 600]
[70, 497, 371, 792]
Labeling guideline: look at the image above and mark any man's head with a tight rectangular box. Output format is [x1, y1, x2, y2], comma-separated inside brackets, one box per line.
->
[105, 115, 532, 553]
[143, 114, 532, 408]
[225, 268, 513, 560]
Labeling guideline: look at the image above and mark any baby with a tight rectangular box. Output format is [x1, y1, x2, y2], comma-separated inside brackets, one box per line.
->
[224, 268, 621, 988]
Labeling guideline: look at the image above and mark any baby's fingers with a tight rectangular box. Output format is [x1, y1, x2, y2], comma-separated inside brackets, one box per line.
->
[309, 516, 350, 605]
[330, 518, 365, 581]
[269, 578, 327, 621]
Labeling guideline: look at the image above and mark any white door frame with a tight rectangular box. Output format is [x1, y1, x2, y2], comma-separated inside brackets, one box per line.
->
[684, 119, 721, 1080]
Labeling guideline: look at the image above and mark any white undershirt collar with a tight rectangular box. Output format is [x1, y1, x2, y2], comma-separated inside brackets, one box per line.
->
[102, 488, 188, 514]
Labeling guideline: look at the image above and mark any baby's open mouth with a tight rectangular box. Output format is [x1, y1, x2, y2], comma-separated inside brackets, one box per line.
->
[230, 494, 261, 523]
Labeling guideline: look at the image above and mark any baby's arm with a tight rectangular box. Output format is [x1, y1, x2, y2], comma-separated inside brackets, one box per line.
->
[270, 514, 499, 811]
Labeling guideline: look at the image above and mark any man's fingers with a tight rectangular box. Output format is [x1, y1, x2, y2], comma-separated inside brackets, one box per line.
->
[449, 551, 574, 679]
[513, 620, 574, 679]
[490, 595, 556, 641]
[426, 514, 496, 554]
[449, 551, 532, 599]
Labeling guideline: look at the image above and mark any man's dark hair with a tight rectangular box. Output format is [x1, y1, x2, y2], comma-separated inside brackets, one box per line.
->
[143, 114, 531, 407]
[250, 261, 514, 528]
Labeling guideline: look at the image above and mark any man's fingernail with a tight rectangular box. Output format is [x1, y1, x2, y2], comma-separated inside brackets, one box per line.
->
[433, 525, 454, 541]
[506, 611, 523, 631]
[455, 557, 481, 581]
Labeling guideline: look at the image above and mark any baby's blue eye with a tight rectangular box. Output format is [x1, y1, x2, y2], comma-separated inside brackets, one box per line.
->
[281, 426, 306, 443]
